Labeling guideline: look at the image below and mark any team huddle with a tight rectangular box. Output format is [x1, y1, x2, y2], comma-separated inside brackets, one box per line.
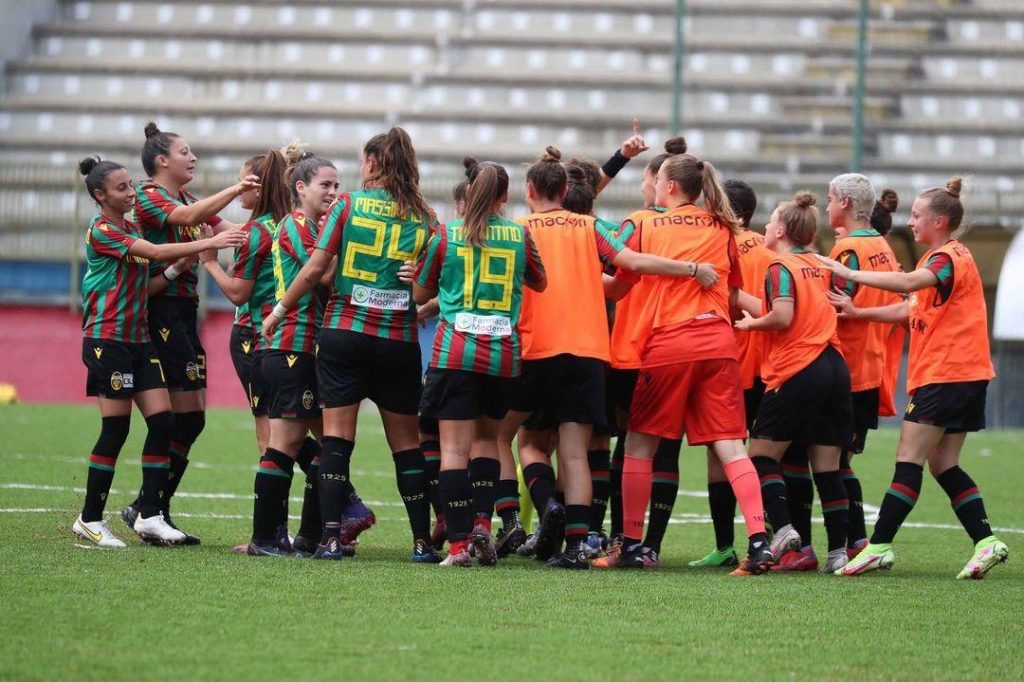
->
[71, 118, 1009, 579]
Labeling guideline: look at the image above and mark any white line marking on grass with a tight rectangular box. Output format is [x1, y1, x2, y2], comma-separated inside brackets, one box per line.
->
[1, 508, 410, 523]
[8, 482, 1023, 535]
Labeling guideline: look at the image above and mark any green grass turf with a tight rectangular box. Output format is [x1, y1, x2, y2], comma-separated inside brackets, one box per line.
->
[0, 404, 1021, 681]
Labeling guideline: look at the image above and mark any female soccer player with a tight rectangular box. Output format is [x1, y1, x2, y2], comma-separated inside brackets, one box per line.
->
[504, 146, 711, 569]
[121, 122, 258, 543]
[420, 163, 472, 552]
[414, 161, 547, 566]
[823, 173, 903, 559]
[202, 147, 326, 553]
[594, 138, 686, 568]
[246, 152, 338, 557]
[689, 178, 772, 569]
[74, 156, 245, 547]
[735, 192, 853, 574]
[604, 155, 772, 574]
[265, 127, 440, 563]
[820, 177, 1008, 579]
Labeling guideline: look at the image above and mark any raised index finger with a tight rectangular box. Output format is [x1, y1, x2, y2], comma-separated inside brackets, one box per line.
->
[632, 117, 641, 136]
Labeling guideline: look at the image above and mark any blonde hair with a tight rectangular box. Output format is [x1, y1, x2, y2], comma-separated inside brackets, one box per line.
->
[777, 191, 819, 246]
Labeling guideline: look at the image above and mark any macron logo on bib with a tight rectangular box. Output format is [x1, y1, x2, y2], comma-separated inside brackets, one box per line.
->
[454, 313, 512, 337]
[351, 285, 410, 310]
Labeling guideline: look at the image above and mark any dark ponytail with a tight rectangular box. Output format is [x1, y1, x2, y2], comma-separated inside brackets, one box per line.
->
[462, 161, 509, 247]
[871, 188, 899, 236]
[140, 121, 180, 177]
[362, 126, 430, 220]
[79, 155, 126, 204]
[248, 149, 292, 223]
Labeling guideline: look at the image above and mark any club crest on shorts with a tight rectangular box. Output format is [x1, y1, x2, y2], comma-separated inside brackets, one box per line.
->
[110, 371, 123, 391]
[302, 390, 314, 410]
[159, 328, 171, 342]
[186, 362, 198, 381]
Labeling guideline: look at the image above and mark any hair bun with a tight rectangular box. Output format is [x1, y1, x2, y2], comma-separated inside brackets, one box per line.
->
[794, 191, 817, 208]
[78, 155, 100, 176]
[566, 165, 586, 184]
[664, 137, 687, 155]
[945, 176, 963, 199]
[462, 156, 478, 178]
[280, 139, 307, 166]
[298, 151, 316, 161]
[144, 121, 161, 139]
[541, 146, 562, 163]
[878, 188, 899, 214]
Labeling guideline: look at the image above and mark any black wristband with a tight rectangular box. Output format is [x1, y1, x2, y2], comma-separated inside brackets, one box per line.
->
[601, 149, 630, 179]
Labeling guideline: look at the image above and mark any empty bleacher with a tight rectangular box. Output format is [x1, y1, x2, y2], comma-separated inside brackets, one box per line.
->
[0, 0, 1022, 269]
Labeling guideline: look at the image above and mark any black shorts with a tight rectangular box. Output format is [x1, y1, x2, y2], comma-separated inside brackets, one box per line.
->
[849, 388, 880, 453]
[229, 324, 268, 416]
[317, 329, 421, 414]
[420, 368, 516, 421]
[261, 350, 320, 420]
[743, 377, 767, 432]
[512, 354, 607, 427]
[82, 339, 166, 398]
[905, 380, 988, 434]
[752, 346, 853, 447]
[606, 367, 639, 434]
[148, 296, 206, 391]
[419, 414, 439, 437]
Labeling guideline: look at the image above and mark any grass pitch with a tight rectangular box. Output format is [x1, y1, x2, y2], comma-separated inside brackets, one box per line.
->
[0, 404, 1021, 681]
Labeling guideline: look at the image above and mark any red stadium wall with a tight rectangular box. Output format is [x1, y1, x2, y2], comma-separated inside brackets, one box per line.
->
[0, 305, 248, 407]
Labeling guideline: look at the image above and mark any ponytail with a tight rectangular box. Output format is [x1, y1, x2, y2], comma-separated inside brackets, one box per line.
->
[661, 154, 741, 233]
[248, 148, 292, 222]
[562, 164, 596, 214]
[462, 161, 509, 247]
[363, 126, 431, 220]
[699, 160, 742, 234]
[871, 188, 899, 236]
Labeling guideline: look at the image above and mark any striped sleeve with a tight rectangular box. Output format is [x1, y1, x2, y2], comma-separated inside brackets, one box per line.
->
[231, 222, 263, 279]
[765, 263, 795, 304]
[925, 252, 954, 304]
[89, 221, 136, 258]
[523, 226, 546, 289]
[415, 226, 447, 290]
[135, 184, 181, 228]
[182, 188, 222, 227]
[315, 194, 351, 255]
[833, 249, 860, 297]
[592, 220, 624, 266]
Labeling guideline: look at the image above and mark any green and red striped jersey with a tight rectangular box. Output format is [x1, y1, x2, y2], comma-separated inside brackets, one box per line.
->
[133, 180, 222, 302]
[231, 212, 278, 348]
[415, 216, 545, 377]
[269, 211, 322, 354]
[316, 189, 430, 343]
[81, 214, 150, 343]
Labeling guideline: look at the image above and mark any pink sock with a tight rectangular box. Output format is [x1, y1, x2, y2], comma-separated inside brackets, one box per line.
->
[724, 458, 767, 536]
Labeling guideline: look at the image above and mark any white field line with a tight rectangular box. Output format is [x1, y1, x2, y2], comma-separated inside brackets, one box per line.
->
[4, 482, 1024, 535]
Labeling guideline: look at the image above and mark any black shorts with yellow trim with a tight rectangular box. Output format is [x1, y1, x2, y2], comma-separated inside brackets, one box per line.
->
[420, 368, 516, 421]
[148, 296, 206, 391]
[82, 339, 166, 398]
[904, 380, 987, 434]
[751, 346, 853, 447]
[261, 349, 320, 420]
[229, 324, 267, 416]
[317, 329, 421, 415]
